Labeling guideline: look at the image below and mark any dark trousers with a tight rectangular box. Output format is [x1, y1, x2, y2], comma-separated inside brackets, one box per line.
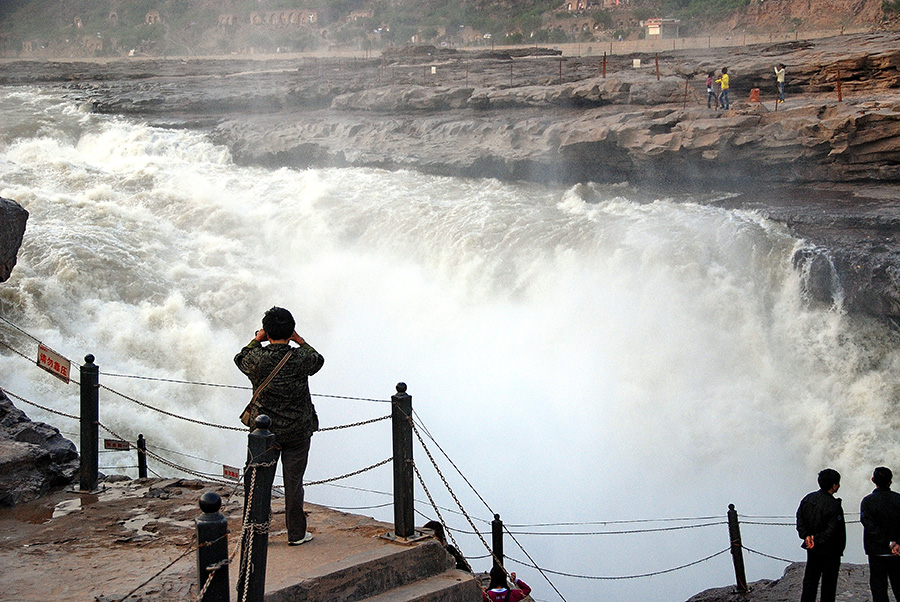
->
[277, 436, 311, 542]
[800, 552, 841, 602]
[869, 555, 900, 602]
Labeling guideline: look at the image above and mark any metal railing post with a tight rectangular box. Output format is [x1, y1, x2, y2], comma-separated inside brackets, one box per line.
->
[237, 415, 277, 602]
[137, 434, 148, 479]
[492, 513, 504, 569]
[79, 354, 99, 492]
[391, 382, 414, 538]
[196, 492, 230, 602]
[728, 504, 749, 593]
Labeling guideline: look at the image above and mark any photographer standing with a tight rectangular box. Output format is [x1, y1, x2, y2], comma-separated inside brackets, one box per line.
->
[235, 306, 324, 546]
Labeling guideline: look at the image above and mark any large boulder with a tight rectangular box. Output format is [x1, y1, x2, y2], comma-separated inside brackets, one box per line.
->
[0, 390, 78, 506]
[0, 197, 28, 282]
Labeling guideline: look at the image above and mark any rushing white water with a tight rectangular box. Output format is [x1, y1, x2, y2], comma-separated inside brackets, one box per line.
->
[2, 87, 899, 601]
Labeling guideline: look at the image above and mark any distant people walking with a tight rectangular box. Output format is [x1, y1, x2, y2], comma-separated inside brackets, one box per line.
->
[860, 467, 900, 602]
[716, 67, 730, 110]
[234, 306, 325, 546]
[706, 71, 718, 109]
[482, 565, 531, 602]
[423, 520, 472, 572]
[774, 63, 786, 103]
[796, 468, 846, 602]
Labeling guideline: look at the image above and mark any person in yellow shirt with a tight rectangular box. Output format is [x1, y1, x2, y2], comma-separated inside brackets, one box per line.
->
[715, 67, 730, 110]
[774, 63, 786, 103]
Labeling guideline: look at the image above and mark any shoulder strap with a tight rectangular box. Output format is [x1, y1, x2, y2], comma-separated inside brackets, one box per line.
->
[252, 350, 293, 403]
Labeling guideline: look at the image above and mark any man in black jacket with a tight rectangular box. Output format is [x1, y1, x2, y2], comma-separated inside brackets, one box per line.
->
[235, 306, 325, 546]
[861, 466, 900, 602]
[796, 468, 846, 602]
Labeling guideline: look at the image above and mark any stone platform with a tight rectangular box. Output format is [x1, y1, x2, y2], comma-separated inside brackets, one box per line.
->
[0, 478, 483, 602]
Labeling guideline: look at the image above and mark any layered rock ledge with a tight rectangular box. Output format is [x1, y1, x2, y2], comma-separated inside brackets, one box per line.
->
[2, 31, 900, 319]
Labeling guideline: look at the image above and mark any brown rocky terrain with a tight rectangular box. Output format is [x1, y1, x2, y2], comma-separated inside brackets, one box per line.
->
[0, 30, 899, 322]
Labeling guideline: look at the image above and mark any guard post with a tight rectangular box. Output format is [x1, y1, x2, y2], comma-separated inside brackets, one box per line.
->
[728, 504, 749, 593]
[79, 354, 99, 492]
[391, 382, 415, 538]
[196, 491, 230, 602]
[236, 415, 277, 602]
[492, 513, 504, 569]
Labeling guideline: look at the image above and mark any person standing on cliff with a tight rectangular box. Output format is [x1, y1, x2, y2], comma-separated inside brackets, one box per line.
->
[796, 468, 846, 602]
[235, 306, 325, 546]
[861, 467, 900, 602]
[706, 71, 718, 109]
[774, 63, 786, 103]
[715, 67, 730, 110]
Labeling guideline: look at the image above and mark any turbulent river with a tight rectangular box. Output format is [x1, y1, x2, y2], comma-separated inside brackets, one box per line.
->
[2, 86, 899, 602]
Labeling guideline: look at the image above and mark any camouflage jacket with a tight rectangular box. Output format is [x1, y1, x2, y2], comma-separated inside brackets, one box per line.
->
[234, 340, 324, 447]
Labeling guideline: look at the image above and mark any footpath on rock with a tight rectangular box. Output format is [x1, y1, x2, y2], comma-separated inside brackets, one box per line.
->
[1, 32, 899, 319]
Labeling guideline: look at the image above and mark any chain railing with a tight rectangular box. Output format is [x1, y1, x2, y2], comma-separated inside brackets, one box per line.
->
[0, 316, 857, 601]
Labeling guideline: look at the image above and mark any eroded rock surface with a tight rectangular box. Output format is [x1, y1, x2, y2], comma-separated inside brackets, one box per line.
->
[1, 31, 900, 318]
[688, 562, 872, 602]
[0, 391, 78, 506]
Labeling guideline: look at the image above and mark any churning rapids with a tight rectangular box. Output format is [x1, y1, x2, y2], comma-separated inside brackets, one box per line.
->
[2, 86, 900, 602]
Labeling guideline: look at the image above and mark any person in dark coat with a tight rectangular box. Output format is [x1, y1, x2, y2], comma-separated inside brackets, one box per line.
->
[796, 468, 846, 602]
[860, 466, 900, 602]
[235, 306, 324, 546]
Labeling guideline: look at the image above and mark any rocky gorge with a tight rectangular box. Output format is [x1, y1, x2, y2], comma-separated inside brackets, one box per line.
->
[1, 32, 900, 599]
[2, 30, 898, 322]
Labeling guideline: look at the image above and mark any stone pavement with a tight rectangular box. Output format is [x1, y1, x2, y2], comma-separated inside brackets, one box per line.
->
[0, 477, 482, 601]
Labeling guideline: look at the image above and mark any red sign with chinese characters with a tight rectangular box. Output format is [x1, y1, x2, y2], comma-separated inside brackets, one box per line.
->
[223, 465, 241, 481]
[37, 343, 71, 383]
[104, 439, 131, 451]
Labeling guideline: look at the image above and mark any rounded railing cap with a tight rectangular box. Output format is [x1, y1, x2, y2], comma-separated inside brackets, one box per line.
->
[199, 491, 222, 514]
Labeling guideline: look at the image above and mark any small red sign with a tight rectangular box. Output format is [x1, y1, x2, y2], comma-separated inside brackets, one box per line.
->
[37, 343, 71, 384]
[223, 465, 241, 481]
[104, 439, 131, 451]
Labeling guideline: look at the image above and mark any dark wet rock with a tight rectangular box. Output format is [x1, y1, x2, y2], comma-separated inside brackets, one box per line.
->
[0, 197, 28, 283]
[0, 390, 78, 506]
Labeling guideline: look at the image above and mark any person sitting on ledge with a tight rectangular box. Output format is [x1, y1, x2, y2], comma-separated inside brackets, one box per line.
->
[423, 520, 472, 572]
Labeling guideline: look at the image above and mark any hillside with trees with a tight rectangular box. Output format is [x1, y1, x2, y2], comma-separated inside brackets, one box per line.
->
[0, 0, 892, 58]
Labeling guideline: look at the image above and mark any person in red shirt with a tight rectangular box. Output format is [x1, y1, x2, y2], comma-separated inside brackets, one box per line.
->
[482, 565, 531, 602]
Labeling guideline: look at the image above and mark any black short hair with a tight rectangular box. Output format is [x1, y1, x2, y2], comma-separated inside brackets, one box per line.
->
[488, 565, 508, 590]
[818, 468, 841, 491]
[873, 467, 893, 488]
[262, 306, 295, 341]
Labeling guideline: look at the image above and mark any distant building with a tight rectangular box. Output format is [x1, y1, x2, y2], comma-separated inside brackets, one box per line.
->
[249, 10, 316, 26]
[641, 17, 680, 38]
[348, 10, 373, 22]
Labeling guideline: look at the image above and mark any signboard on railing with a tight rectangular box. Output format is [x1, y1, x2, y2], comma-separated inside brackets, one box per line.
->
[37, 343, 71, 384]
[104, 439, 131, 451]
[223, 465, 240, 481]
